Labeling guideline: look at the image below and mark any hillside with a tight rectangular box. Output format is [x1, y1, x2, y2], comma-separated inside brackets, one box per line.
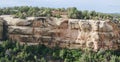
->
[0, 6, 120, 62]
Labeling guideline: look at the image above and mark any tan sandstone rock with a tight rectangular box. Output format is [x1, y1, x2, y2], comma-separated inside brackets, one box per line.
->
[1, 16, 119, 51]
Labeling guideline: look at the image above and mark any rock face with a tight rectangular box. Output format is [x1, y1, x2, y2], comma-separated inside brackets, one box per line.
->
[0, 15, 120, 51]
[0, 18, 4, 39]
[73, 20, 119, 51]
[0, 17, 8, 40]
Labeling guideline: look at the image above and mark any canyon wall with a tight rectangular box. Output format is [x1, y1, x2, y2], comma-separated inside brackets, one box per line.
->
[0, 15, 120, 51]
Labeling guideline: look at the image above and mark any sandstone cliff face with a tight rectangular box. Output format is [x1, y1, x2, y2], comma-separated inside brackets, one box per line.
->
[70, 20, 120, 51]
[0, 15, 120, 51]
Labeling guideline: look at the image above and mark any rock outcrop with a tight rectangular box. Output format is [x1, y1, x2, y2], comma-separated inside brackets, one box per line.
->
[0, 17, 8, 40]
[0, 18, 4, 39]
[0, 15, 120, 51]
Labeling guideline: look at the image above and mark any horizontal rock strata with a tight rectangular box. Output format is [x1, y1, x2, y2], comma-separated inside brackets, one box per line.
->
[0, 15, 120, 51]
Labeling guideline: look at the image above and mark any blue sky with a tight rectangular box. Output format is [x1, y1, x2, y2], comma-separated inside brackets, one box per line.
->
[0, 0, 120, 13]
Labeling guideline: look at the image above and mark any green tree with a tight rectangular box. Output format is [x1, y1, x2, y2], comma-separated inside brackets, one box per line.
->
[67, 7, 81, 19]
[82, 10, 89, 19]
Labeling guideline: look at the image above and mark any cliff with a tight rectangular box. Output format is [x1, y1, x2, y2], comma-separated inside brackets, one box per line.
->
[0, 15, 120, 51]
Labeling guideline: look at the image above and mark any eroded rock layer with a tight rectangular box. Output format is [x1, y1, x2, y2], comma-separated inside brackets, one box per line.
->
[0, 15, 120, 51]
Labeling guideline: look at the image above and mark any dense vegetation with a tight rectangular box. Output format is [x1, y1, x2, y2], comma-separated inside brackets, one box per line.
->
[0, 6, 119, 20]
[0, 40, 120, 62]
[0, 6, 53, 19]
[67, 7, 113, 20]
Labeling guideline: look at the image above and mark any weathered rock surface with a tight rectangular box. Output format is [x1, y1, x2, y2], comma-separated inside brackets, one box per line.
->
[0, 15, 27, 26]
[0, 18, 4, 39]
[0, 17, 8, 40]
[0, 15, 120, 51]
